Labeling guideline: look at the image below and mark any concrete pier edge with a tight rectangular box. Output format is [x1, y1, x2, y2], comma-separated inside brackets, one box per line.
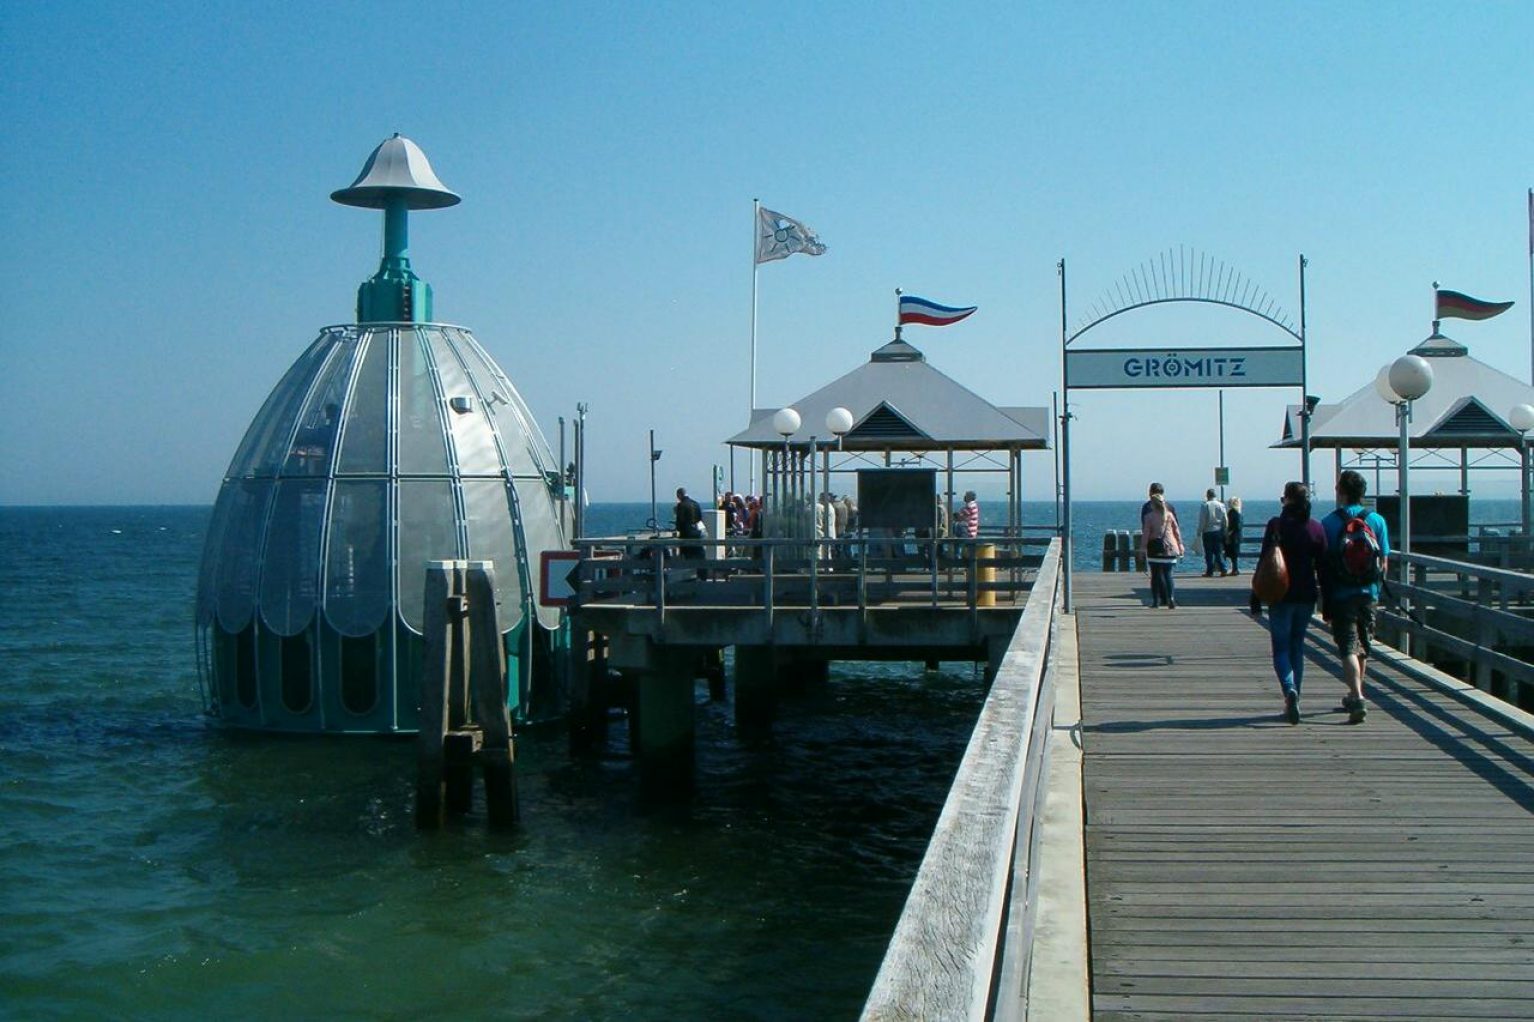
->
[1024, 609, 1090, 1018]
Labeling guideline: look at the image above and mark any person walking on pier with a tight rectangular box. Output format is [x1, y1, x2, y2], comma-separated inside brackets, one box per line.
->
[1196, 489, 1229, 576]
[1225, 496, 1245, 575]
[1258, 482, 1327, 724]
[1140, 489, 1184, 608]
[1320, 470, 1390, 725]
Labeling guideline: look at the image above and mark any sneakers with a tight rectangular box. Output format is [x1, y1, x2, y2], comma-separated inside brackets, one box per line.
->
[1167, 599, 1177, 609]
[1283, 690, 1300, 725]
[1340, 694, 1367, 724]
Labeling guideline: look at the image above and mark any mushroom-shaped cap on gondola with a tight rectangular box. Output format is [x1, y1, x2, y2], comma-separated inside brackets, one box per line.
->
[331, 134, 461, 210]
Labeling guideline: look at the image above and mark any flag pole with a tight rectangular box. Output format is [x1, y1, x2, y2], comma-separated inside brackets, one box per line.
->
[893, 287, 903, 342]
[1527, 188, 1533, 385]
[750, 198, 760, 494]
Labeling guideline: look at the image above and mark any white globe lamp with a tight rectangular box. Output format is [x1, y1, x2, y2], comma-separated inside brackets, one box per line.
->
[1388, 354, 1434, 402]
[825, 406, 854, 436]
[1510, 404, 1534, 434]
[1375, 365, 1402, 404]
[772, 407, 801, 437]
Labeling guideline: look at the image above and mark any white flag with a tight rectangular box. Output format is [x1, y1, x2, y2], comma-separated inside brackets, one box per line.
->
[756, 206, 827, 264]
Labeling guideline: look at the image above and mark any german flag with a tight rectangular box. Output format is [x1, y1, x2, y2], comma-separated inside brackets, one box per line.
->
[1436, 288, 1514, 321]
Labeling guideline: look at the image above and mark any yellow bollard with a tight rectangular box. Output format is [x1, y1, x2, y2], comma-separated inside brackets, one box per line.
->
[977, 543, 996, 607]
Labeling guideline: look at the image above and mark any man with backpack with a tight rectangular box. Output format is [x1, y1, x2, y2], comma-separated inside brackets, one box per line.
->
[1320, 470, 1391, 724]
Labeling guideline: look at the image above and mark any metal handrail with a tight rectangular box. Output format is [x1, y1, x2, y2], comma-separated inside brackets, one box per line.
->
[1379, 550, 1534, 701]
[571, 534, 1049, 613]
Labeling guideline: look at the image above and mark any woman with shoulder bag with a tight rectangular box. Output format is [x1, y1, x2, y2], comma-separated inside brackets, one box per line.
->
[1139, 488, 1184, 609]
[1257, 481, 1328, 724]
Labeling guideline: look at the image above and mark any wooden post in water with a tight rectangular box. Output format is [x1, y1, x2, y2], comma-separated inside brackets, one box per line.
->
[417, 561, 457, 829]
[466, 562, 518, 828]
[416, 560, 519, 830]
[444, 561, 475, 815]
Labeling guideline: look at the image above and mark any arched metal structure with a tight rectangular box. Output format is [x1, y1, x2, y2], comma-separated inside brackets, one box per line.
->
[1068, 245, 1302, 344]
[1057, 248, 1310, 610]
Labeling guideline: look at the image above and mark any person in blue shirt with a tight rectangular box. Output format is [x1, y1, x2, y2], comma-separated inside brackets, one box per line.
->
[1320, 470, 1391, 724]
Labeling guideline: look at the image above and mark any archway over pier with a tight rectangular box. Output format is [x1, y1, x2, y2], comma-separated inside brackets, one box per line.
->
[1058, 247, 1312, 609]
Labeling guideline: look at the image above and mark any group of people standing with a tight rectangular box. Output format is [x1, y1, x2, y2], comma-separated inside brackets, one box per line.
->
[1139, 486, 1246, 609]
[675, 487, 982, 559]
[1137, 471, 1390, 726]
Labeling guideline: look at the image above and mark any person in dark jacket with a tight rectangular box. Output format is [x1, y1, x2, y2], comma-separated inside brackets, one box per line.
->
[1258, 481, 1327, 724]
[673, 487, 704, 561]
[1224, 496, 1245, 575]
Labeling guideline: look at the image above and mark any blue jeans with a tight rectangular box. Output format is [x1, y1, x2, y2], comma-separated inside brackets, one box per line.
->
[1203, 529, 1226, 574]
[1149, 562, 1175, 605]
[1268, 601, 1313, 696]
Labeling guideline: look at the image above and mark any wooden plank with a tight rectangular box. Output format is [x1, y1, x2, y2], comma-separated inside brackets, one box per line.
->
[1072, 572, 1534, 1019]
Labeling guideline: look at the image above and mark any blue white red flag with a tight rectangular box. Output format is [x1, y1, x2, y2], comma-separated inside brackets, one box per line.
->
[898, 295, 977, 327]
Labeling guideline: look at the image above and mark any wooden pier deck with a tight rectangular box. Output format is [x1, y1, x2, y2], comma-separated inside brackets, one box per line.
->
[1073, 573, 1534, 1021]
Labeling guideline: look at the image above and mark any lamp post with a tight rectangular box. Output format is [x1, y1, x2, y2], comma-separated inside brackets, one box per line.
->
[1377, 353, 1435, 557]
[648, 429, 663, 534]
[1510, 403, 1534, 541]
[825, 406, 853, 497]
[771, 407, 801, 524]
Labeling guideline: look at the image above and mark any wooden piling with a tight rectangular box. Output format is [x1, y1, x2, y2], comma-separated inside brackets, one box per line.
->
[415, 560, 519, 830]
[416, 561, 456, 829]
[467, 562, 518, 828]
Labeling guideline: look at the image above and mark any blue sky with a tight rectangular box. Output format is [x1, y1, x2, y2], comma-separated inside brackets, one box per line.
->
[3, 1, 1531, 505]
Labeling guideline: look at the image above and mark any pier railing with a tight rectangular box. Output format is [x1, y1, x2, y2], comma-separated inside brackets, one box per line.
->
[862, 538, 1063, 1020]
[571, 534, 1050, 613]
[1379, 550, 1534, 704]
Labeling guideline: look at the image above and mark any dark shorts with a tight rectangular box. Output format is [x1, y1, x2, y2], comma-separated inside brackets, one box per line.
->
[1329, 595, 1376, 659]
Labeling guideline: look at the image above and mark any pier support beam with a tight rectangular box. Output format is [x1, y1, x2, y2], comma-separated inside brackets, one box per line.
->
[734, 645, 780, 734]
[568, 630, 610, 755]
[636, 647, 697, 793]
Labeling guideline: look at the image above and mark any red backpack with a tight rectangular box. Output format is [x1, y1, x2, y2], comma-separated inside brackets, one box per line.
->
[1333, 511, 1383, 586]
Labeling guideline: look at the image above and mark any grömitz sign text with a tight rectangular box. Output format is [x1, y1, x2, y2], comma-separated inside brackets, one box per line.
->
[1066, 346, 1304, 389]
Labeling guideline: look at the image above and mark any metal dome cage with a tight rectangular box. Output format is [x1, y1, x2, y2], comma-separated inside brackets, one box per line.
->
[196, 323, 570, 732]
[195, 137, 571, 733]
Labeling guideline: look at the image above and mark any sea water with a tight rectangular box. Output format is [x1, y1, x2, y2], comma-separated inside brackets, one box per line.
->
[1, 498, 1517, 1018]
[0, 505, 982, 1020]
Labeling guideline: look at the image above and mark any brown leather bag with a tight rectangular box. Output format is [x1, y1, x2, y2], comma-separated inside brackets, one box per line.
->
[1252, 528, 1290, 604]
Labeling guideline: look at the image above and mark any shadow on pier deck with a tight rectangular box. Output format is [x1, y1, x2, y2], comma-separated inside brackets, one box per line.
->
[1073, 572, 1534, 1021]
